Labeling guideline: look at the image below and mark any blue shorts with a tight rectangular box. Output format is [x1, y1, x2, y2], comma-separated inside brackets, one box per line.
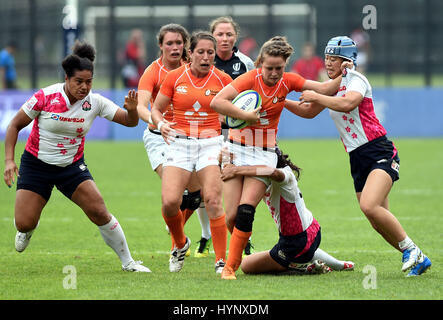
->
[17, 150, 93, 201]
[269, 220, 321, 267]
[349, 136, 400, 193]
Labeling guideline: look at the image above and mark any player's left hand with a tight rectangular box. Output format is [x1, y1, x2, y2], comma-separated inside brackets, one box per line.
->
[124, 89, 138, 111]
[221, 164, 237, 181]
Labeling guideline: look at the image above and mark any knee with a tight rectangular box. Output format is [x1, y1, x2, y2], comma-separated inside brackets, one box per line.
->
[162, 194, 182, 215]
[14, 217, 38, 233]
[359, 199, 377, 220]
[203, 192, 222, 212]
[235, 204, 255, 232]
[83, 198, 110, 225]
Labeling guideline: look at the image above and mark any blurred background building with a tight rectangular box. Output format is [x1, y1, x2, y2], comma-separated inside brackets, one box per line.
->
[1, 0, 442, 140]
[0, 0, 441, 89]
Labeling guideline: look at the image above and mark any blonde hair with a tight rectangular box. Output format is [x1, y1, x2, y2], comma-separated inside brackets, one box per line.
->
[254, 36, 294, 67]
[209, 16, 240, 36]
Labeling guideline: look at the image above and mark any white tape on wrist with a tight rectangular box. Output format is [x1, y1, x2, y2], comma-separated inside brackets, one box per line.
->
[157, 120, 165, 131]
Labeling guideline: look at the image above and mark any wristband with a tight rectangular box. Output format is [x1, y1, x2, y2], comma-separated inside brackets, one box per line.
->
[148, 115, 154, 125]
[157, 120, 165, 131]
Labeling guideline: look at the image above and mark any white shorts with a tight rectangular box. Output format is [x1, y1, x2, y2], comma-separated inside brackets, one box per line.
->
[228, 140, 277, 186]
[164, 135, 224, 172]
[143, 128, 167, 171]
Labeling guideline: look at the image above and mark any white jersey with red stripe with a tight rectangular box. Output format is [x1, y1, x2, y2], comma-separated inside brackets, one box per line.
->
[329, 68, 386, 153]
[263, 166, 315, 236]
[21, 83, 119, 167]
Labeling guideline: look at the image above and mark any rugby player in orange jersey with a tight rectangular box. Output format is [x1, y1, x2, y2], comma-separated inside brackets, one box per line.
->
[136, 24, 200, 253]
[151, 31, 243, 274]
[210, 36, 342, 280]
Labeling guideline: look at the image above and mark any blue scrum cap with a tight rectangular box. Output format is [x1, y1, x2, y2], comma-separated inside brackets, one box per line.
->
[324, 36, 358, 65]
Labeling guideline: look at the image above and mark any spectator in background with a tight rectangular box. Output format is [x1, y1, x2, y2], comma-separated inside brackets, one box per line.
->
[238, 35, 258, 61]
[291, 42, 326, 81]
[122, 29, 146, 88]
[351, 28, 371, 73]
[0, 41, 18, 89]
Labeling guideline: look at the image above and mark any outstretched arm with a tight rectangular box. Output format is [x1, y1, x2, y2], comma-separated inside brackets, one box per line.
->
[299, 90, 363, 113]
[112, 89, 139, 127]
[303, 76, 341, 96]
[284, 99, 325, 119]
[221, 164, 285, 182]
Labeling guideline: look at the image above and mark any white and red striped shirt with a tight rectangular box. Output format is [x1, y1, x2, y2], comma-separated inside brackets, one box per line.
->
[329, 68, 386, 152]
[21, 83, 119, 166]
[263, 166, 316, 236]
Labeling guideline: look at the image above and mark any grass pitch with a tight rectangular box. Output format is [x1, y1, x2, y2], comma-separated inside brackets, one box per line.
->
[0, 139, 442, 301]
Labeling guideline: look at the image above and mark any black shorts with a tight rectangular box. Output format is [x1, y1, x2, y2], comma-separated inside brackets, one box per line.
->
[16, 150, 94, 201]
[269, 220, 321, 268]
[349, 136, 400, 193]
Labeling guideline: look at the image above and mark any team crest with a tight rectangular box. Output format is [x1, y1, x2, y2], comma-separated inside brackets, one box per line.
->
[82, 101, 91, 111]
[272, 96, 278, 104]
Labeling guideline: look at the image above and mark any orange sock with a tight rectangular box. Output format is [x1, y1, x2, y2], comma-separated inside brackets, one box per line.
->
[209, 214, 227, 262]
[182, 208, 194, 226]
[226, 227, 251, 271]
[163, 210, 186, 249]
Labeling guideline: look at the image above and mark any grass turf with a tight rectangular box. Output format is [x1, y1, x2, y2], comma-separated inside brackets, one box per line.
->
[0, 139, 442, 301]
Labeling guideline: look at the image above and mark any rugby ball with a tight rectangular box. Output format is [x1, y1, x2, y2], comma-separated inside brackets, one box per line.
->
[225, 90, 262, 129]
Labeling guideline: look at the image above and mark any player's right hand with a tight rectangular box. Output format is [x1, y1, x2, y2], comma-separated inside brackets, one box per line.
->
[159, 121, 177, 145]
[3, 160, 19, 188]
[245, 106, 262, 124]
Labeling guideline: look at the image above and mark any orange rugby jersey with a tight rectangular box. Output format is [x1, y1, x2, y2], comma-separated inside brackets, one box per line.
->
[138, 58, 177, 129]
[160, 63, 232, 138]
[229, 69, 306, 148]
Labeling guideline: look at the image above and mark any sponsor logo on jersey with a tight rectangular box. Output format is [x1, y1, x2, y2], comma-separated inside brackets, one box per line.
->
[82, 101, 92, 111]
[272, 96, 285, 104]
[176, 85, 188, 94]
[205, 89, 219, 96]
[50, 114, 85, 123]
[50, 97, 60, 105]
[184, 101, 208, 117]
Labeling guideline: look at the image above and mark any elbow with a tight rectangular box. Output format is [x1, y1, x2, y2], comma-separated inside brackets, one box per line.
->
[303, 112, 317, 119]
[341, 101, 356, 113]
[210, 98, 220, 112]
[128, 119, 139, 127]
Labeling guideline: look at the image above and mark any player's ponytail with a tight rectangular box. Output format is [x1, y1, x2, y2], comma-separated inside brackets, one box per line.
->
[276, 147, 301, 180]
[62, 40, 95, 78]
[254, 35, 294, 68]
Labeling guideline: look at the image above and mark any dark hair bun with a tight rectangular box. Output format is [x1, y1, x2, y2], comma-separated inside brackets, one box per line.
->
[72, 41, 96, 62]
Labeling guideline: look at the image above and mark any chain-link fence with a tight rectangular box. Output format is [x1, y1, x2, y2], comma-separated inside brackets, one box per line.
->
[0, 0, 441, 89]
